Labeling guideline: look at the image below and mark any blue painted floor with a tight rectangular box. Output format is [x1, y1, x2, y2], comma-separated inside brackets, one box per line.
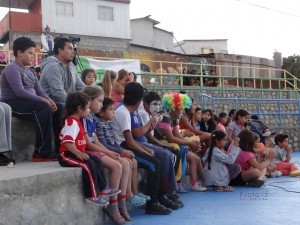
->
[108, 152, 300, 225]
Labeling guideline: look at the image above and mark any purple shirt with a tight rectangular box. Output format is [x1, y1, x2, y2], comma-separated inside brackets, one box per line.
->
[0, 61, 48, 101]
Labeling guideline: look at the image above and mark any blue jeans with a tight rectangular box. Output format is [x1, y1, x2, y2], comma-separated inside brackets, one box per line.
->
[140, 142, 177, 193]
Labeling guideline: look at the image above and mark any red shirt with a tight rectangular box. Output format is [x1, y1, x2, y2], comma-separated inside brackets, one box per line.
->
[59, 116, 86, 153]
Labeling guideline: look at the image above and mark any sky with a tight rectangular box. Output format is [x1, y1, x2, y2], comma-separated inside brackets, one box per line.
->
[130, 0, 300, 59]
[1, 0, 300, 59]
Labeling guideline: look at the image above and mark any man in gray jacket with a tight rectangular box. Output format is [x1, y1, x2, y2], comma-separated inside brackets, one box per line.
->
[40, 37, 85, 104]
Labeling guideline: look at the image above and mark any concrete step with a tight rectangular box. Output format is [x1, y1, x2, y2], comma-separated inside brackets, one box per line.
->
[0, 162, 105, 225]
[11, 118, 35, 162]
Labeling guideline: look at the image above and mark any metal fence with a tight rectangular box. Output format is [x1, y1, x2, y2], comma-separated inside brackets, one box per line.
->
[201, 94, 300, 127]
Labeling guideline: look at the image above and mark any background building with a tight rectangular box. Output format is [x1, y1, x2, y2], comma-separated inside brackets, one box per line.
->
[130, 15, 174, 52]
[0, 0, 131, 54]
[174, 39, 228, 55]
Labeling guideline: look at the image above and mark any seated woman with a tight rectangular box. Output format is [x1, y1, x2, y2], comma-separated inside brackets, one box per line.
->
[111, 69, 131, 107]
[0, 37, 62, 161]
[0, 102, 15, 166]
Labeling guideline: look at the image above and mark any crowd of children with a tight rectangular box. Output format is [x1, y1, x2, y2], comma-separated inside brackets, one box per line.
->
[1, 36, 300, 225]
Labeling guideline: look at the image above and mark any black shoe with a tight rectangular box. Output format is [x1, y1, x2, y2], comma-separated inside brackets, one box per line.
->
[167, 192, 184, 207]
[246, 179, 264, 187]
[145, 201, 172, 215]
[0, 152, 15, 166]
[158, 195, 180, 210]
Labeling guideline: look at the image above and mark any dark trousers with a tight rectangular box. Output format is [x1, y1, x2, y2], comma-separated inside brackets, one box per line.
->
[121, 142, 164, 200]
[4, 99, 63, 156]
[149, 141, 181, 181]
[140, 142, 177, 193]
[59, 151, 107, 198]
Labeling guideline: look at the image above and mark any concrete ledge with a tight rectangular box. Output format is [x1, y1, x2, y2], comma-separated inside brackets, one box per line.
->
[11, 118, 35, 162]
[0, 162, 105, 225]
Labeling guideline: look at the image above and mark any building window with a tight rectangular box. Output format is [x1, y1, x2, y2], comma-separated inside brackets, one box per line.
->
[56, 1, 74, 17]
[98, 6, 114, 21]
[201, 48, 214, 54]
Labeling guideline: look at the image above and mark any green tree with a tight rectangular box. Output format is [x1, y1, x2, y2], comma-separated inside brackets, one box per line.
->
[282, 54, 300, 78]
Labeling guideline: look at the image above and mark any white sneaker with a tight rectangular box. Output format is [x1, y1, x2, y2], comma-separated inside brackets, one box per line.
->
[191, 184, 207, 192]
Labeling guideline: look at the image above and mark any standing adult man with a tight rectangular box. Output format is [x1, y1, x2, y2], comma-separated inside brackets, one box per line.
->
[40, 38, 85, 104]
[41, 25, 54, 54]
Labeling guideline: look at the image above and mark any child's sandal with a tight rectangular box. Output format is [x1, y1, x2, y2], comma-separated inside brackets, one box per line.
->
[105, 204, 125, 225]
[126, 195, 146, 207]
[107, 213, 125, 225]
[119, 210, 132, 221]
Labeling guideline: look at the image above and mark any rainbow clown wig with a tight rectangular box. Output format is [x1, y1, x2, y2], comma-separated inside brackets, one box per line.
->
[162, 92, 192, 112]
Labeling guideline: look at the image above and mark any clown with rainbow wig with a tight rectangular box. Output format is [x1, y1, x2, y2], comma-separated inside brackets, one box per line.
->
[153, 92, 207, 193]
[162, 92, 192, 113]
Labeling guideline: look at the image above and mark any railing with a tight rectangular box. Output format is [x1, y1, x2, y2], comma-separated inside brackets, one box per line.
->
[138, 59, 300, 89]
[1, 51, 299, 95]
[201, 94, 300, 127]
[139, 73, 300, 99]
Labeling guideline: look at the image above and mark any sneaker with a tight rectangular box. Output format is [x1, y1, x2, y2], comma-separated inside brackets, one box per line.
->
[176, 183, 188, 193]
[0, 153, 15, 166]
[32, 152, 58, 162]
[145, 201, 172, 215]
[191, 184, 207, 192]
[271, 171, 282, 178]
[86, 196, 109, 206]
[99, 187, 121, 197]
[166, 192, 184, 207]
[137, 192, 151, 201]
[158, 195, 180, 210]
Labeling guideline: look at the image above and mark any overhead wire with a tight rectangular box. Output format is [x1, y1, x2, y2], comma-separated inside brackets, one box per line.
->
[236, 0, 300, 18]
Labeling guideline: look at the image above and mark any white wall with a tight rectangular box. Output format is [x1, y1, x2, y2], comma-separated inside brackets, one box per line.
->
[153, 28, 173, 51]
[174, 40, 228, 54]
[131, 19, 174, 51]
[41, 0, 130, 39]
[131, 20, 154, 47]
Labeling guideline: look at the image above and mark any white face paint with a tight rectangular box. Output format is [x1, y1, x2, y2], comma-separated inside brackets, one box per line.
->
[179, 109, 185, 119]
[149, 100, 161, 115]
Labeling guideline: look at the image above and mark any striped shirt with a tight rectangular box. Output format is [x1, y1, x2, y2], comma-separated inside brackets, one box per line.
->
[94, 115, 124, 154]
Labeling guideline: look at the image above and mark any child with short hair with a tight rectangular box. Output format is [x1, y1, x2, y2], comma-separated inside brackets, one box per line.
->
[272, 134, 300, 176]
[130, 98, 184, 209]
[95, 97, 147, 208]
[203, 130, 240, 192]
[110, 82, 172, 215]
[141, 92, 182, 187]
[192, 107, 202, 131]
[82, 86, 131, 224]
[81, 69, 96, 86]
[58, 92, 109, 206]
